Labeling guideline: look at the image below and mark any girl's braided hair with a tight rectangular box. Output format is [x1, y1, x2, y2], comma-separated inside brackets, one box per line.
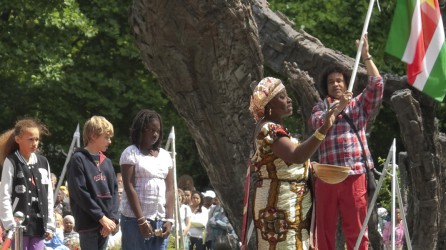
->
[129, 109, 163, 149]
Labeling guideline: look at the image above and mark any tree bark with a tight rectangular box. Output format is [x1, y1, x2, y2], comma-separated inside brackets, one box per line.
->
[130, 0, 446, 249]
[129, 0, 263, 237]
[390, 90, 443, 249]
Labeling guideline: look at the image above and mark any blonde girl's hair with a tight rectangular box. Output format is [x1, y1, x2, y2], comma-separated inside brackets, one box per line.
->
[177, 188, 184, 196]
[55, 212, 63, 227]
[82, 116, 114, 147]
[0, 118, 49, 166]
[177, 188, 184, 202]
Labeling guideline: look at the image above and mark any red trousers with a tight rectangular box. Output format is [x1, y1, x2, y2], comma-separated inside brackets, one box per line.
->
[315, 174, 368, 250]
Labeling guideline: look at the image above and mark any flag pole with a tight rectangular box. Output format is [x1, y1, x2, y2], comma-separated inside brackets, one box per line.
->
[395, 173, 412, 250]
[166, 127, 182, 249]
[348, 0, 376, 92]
[391, 138, 397, 250]
[354, 139, 394, 250]
[54, 124, 80, 198]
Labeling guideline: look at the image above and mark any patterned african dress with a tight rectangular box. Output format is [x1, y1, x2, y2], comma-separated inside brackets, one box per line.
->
[251, 122, 312, 250]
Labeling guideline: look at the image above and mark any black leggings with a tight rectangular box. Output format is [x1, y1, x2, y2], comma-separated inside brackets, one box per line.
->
[189, 236, 205, 250]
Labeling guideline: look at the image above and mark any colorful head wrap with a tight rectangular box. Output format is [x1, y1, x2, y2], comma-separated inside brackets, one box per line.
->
[249, 77, 285, 122]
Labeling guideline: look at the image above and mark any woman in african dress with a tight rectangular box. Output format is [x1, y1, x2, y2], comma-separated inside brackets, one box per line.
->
[249, 77, 337, 249]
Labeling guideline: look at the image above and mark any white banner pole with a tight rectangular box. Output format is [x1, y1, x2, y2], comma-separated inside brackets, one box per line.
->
[54, 124, 80, 198]
[348, 0, 376, 92]
[168, 127, 182, 249]
[395, 175, 412, 249]
[354, 139, 393, 250]
[391, 139, 396, 250]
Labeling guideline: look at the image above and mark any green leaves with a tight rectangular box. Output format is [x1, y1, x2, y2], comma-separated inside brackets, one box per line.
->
[269, 0, 403, 73]
[0, 0, 207, 186]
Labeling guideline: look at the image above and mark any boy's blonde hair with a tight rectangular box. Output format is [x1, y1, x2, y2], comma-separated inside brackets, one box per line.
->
[82, 116, 114, 147]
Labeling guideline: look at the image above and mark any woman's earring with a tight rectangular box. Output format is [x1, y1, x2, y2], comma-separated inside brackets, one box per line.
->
[269, 108, 272, 116]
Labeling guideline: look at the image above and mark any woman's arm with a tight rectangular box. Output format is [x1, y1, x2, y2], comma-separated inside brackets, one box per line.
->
[272, 105, 337, 164]
[183, 216, 191, 236]
[45, 161, 55, 240]
[162, 168, 174, 238]
[164, 168, 174, 220]
[0, 159, 15, 230]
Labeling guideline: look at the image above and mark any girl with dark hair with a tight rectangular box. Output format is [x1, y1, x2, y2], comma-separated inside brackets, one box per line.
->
[0, 118, 55, 249]
[119, 109, 174, 250]
[188, 190, 208, 250]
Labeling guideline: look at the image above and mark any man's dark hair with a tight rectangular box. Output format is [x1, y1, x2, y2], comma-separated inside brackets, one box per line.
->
[319, 66, 351, 98]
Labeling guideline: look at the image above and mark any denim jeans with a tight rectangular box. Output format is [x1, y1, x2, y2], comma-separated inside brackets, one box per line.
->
[79, 229, 108, 250]
[182, 234, 190, 250]
[121, 214, 169, 250]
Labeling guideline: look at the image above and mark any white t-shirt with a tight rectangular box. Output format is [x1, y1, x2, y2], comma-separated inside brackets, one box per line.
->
[119, 145, 173, 219]
[189, 207, 208, 238]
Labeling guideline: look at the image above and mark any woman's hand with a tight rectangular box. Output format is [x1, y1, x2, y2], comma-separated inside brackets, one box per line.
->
[138, 220, 154, 238]
[319, 101, 339, 134]
[44, 231, 53, 241]
[162, 221, 173, 239]
[338, 91, 353, 110]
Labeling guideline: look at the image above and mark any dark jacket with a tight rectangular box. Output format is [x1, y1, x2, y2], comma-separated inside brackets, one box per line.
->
[67, 148, 119, 232]
[8, 152, 54, 236]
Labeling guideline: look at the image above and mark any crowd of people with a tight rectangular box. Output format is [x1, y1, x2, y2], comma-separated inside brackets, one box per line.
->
[0, 111, 237, 250]
[0, 35, 407, 250]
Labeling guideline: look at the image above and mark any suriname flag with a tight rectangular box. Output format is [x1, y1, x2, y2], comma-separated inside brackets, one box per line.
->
[385, 0, 446, 101]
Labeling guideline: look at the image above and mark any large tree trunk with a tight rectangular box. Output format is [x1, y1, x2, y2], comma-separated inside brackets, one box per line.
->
[129, 0, 263, 237]
[130, 0, 446, 248]
[390, 90, 445, 249]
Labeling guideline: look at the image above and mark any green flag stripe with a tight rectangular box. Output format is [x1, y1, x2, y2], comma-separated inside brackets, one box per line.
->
[385, 0, 417, 58]
[422, 44, 446, 101]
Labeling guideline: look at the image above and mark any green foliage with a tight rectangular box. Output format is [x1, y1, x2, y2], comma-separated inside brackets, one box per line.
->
[0, 0, 206, 188]
[376, 156, 405, 212]
[1, 0, 445, 194]
[376, 157, 392, 210]
[269, 0, 405, 74]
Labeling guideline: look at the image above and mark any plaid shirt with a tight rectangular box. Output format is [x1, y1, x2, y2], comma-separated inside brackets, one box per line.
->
[310, 76, 383, 175]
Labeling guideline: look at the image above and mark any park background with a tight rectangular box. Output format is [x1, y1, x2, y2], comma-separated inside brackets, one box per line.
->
[2, 0, 446, 248]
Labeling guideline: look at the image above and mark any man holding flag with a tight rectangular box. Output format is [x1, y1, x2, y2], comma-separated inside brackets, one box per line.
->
[310, 35, 382, 250]
[386, 0, 446, 101]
